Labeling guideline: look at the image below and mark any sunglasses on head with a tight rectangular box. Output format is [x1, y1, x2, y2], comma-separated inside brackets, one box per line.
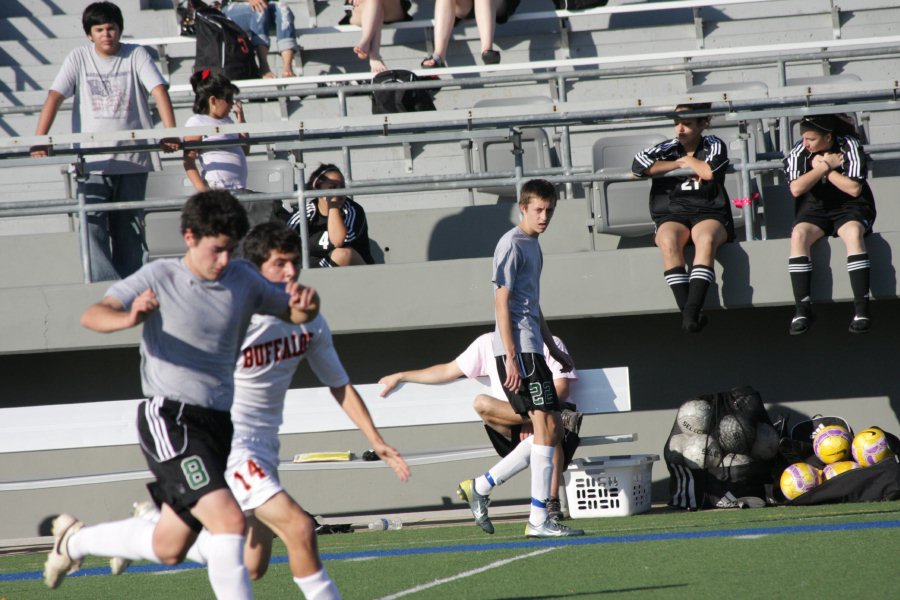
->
[317, 179, 344, 190]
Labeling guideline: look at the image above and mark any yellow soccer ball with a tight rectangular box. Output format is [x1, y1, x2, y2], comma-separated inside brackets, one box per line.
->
[813, 425, 852, 464]
[822, 461, 862, 480]
[780, 462, 822, 500]
[851, 427, 896, 466]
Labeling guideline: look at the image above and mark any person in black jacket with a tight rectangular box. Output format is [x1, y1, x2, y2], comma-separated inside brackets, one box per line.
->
[783, 114, 876, 335]
[633, 103, 733, 332]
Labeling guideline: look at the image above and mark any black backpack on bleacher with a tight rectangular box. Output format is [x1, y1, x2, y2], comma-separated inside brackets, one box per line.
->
[371, 69, 437, 114]
[191, 0, 259, 81]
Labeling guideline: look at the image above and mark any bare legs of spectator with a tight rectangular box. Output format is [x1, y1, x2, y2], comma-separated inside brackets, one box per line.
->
[472, 0, 500, 63]
[329, 247, 368, 266]
[351, 0, 406, 73]
[424, 0, 499, 68]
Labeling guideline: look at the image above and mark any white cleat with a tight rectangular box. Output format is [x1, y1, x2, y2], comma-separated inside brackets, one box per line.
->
[44, 513, 84, 589]
[525, 518, 584, 538]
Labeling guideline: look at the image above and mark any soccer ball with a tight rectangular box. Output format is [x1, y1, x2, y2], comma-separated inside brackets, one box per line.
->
[851, 427, 895, 466]
[750, 422, 779, 461]
[813, 425, 852, 464]
[682, 435, 719, 470]
[823, 461, 862, 480]
[780, 462, 821, 499]
[718, 414, 755, 455]
[721, 453, 752, 481]
[676, 399, 713, 435]
[667, 433, 690, 464]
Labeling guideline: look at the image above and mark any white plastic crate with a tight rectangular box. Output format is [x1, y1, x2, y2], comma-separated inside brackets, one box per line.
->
[563, 454, 659, 518]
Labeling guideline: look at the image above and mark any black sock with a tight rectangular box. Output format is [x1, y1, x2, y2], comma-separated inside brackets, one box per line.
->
[788, 256, 812, 316]
[848, 253, 870, 317]
[683, 264, 714, 324]
[664, 266, 689, 311]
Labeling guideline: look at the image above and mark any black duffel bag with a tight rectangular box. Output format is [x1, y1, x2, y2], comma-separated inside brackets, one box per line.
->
[371, 69, 437, 114]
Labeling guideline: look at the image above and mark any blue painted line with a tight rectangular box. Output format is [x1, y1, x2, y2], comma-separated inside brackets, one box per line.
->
[4, 519, 899, 583]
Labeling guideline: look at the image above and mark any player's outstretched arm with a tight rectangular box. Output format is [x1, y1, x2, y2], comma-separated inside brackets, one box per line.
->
[378, 361, 464, 397]
[330, 383, 411, 481]
[81, 291, 158, 333]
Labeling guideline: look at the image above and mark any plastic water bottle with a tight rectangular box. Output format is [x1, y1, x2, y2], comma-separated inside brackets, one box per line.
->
[367, 517, 402, 531]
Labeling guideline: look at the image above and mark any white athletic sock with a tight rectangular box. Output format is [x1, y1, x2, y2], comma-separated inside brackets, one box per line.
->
[185, 529, 212, 564]
[528, 444, 555, 526]
[294, 568, 341, 599]
[205, 533, 253, 600]
[478, 435, 534, 495]
[67, 518, 159, 562]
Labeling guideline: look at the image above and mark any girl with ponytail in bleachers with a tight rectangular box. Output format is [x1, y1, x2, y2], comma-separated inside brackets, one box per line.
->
[632, 103, 734, 333]
[183, 69, 249, 195]
[784, 114, 876, 335]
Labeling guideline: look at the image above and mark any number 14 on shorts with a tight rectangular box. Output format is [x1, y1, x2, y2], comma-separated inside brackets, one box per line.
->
[232, 458, 267, 491]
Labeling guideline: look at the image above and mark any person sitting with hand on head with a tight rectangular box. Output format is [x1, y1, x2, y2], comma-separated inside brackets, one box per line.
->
[287, 164, 375, 268]
[784, 114, 877, 335]
[633, 103, 734, 333]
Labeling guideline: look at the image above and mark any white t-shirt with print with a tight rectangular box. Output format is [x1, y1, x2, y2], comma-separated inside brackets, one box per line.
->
[51, 43, 167, 174]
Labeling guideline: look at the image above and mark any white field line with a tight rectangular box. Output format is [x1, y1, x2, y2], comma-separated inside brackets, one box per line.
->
[374, 546, 558, 600]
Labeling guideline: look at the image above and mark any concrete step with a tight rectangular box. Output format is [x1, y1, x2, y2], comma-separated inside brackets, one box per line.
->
[0, 10, 175, 42]
[0, 0, 147, 18]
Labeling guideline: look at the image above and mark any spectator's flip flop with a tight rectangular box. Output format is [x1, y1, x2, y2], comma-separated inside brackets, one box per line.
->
[421, 54, 445, 69]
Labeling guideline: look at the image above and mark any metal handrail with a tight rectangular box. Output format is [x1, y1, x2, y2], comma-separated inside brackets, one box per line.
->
[3, 91, 899, 280]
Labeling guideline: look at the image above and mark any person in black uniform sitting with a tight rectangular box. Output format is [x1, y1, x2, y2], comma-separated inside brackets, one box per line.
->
[288, 164, 375, 268]
[632, 103, 734, 332]
[783, 114, 876, 335]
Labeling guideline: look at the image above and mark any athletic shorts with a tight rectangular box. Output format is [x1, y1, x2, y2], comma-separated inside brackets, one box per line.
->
[226, 435, 283, 512]
[655, 212, 736, 243]
[794, 203, 876, 237]
[137, 397, 233, 532]
[494, 353, 559, 415]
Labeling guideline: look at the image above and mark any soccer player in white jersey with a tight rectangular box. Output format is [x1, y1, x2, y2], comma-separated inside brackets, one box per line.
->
[111, 221, 410, 599]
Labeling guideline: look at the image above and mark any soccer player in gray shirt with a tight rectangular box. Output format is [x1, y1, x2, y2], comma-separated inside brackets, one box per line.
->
[457, 179, 585, 538]
[44, 191, 319, 599]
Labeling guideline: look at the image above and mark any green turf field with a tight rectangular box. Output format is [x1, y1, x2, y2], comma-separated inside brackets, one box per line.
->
[2, 502, 899, 599]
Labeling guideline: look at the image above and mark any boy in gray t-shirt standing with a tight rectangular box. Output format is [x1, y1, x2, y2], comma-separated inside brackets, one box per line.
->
[43, 191, 320, 599]
[31, 1, 179, 282]
[457, 179, 585, 538]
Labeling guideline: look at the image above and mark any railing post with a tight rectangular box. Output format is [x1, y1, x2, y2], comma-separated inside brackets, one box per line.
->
[512, 129, 524, 201]
[75, 155, 92, 284]
[295, 162, 311, 270]
[557, 74, 575, 202]
[739, 133, 755, 241]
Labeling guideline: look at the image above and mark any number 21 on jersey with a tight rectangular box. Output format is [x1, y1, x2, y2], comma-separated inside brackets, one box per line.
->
[680, 177, 701, 191]
[232, 458, 267, 491]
